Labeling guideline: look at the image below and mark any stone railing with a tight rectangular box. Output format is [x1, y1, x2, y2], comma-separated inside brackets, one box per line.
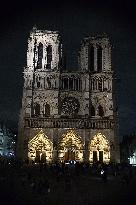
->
[24, 117, 114, 129]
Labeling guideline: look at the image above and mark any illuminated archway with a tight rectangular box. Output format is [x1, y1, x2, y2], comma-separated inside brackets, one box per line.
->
[28, 130, 53, 163]
[89, 133, 110, 163]
[58, 129, 83, 162]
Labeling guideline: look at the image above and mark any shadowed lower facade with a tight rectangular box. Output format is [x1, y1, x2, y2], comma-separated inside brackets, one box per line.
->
[17, 27, 120, 164]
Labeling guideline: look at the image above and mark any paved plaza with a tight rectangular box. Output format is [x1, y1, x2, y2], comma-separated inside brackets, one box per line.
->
[0, 163, 136, 205]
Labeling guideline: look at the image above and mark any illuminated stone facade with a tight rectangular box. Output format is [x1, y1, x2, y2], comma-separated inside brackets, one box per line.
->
[17, 27, 120, 163]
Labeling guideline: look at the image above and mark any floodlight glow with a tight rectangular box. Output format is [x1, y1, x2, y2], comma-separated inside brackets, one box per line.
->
[89, 133, 110, 163]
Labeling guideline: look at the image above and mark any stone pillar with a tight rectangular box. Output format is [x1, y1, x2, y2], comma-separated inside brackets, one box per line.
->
[102, 78, 104, 91]
[52, 149, 58, 162]
[62, 78, 64, 89]
[83, 139, 90, 162]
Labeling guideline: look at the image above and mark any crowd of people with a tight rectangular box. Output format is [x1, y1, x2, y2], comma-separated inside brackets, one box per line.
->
[0, 157, 135, 186]
[0, 157, 135, 204]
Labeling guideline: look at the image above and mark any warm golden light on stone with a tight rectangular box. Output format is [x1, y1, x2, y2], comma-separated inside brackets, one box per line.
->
[89, 133, 110, 163]
[16, 28, 120, 163]
[28, 130, 53, 162]
[58, 129, 83, 162]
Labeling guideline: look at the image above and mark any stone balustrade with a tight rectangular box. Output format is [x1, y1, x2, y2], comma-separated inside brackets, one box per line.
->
[24, 117, 114, 129]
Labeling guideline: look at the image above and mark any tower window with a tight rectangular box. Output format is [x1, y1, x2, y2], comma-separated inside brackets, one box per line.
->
[46, 45, 52, 69]
[34, 103, 40, 117]
[97, 45, 102, 72]
[47, 77, 51, 88]
[88, 45, 94, 71]
[98, 105, 104, 117]
[37, 82, 40, 88]
[91, 105, 95, 116]
[37, 43, 43, 69]
[44, 103, 50, 117]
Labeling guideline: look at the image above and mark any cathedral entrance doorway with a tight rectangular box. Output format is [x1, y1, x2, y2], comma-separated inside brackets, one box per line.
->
[92, 151, 103, 163]
[58, 129, 83, 162]
[28, 130, 53, 163]
[89, 133, 110, 164]
[35, 151, 47, 163]
[64, 150, 75, 161]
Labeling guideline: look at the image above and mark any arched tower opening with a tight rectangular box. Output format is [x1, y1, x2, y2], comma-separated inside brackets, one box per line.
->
[88, 45, 94, 71]
[32, 103, 40, 117]
[90, 104, 95, 116]
[46, 45, 52, 69]
[37, 42, 43, 69]
[43, 103, 50, 117]
[97, 45, 103, 72]
[98, 105, 104, 117]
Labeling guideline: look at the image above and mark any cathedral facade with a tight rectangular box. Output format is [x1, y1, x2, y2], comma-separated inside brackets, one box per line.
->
[17, 27, 120, 164]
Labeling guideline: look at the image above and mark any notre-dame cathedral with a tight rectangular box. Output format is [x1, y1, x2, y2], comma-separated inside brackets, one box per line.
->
[17, 26, 120, 164]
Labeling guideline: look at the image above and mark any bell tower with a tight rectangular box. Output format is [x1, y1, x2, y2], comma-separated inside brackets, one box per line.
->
[79, 35, 120, 163]
[17, 27, 62, 160]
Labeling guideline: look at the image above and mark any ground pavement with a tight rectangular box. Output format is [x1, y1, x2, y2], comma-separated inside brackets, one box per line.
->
[0, 165, 136, 205]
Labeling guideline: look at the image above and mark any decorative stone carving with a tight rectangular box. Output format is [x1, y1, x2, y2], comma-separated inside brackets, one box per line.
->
[17, 27, 120, 164]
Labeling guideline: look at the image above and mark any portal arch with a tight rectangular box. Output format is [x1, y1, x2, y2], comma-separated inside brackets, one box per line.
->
[89, 133, 110, 163]
[28, 130, 53, 163]
[58, 129, 83, 162]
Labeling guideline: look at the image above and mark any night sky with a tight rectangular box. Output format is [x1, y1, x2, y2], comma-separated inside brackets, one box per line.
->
[0, 0, 136, 139]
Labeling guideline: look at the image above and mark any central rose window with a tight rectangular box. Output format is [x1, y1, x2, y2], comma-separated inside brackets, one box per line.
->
[61, 97, 80, 116]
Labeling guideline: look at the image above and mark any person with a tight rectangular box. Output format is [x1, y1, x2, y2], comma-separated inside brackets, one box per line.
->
[101, 168, 108, 182]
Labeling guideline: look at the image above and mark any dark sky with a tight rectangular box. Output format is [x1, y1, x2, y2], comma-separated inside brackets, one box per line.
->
[0, 0, 136, 138]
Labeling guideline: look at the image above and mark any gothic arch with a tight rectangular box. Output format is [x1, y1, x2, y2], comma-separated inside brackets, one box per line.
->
[88, 45, 94, 71]
[43, 103, 50, 117]
[46, 45, 52, 69]
[34, 103, 40, 116]
[98, 104, 104, 117]
[37, 42, 43, 69]
[89, 133, 110, 163]
[58, 129, 83, 162]
[90, 104, 95, 116]
[97, 45, 103, 72]
[28, 130, 53, 163]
